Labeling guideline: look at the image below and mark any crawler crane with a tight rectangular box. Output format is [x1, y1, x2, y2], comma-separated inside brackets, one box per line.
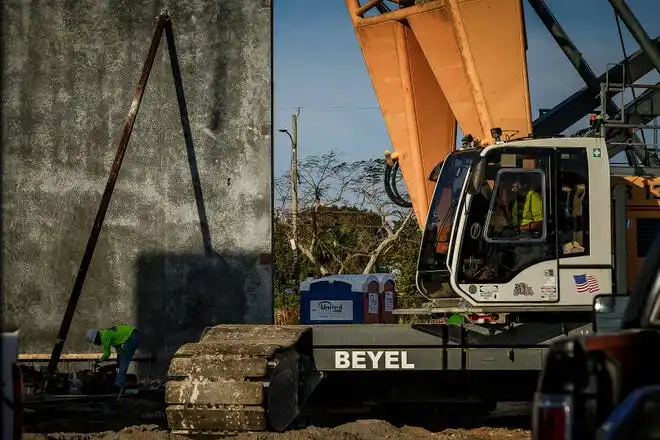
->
[165, 0, 660, 435]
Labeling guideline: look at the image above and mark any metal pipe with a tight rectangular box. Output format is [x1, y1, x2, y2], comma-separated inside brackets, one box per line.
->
[46, 11, 170, 376]
[354, 1, 444, 27]
[608, 0, 660, 75]
[356, 0, 383, 17]
[21, 353, 152, 361]
[607, 82, 660, 90]
[164, 19, 213, 255]
[527, 0, 620, 117]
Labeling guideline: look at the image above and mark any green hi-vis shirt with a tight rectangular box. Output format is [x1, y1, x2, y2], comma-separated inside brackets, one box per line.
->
[512, 189, 543, 227]
[98, 325, 136, 361]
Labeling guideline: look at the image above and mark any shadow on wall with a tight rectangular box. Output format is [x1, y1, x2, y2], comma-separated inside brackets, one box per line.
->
[135, 251, 267, 378]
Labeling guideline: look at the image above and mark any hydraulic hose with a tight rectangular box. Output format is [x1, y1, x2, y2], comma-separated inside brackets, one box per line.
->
[384, 160, 413, 208]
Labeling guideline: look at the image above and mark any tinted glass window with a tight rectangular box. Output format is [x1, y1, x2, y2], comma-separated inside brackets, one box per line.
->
[638, 219, 660, 258]
[485, 168, 546, 242]
[557, 148, 590, 257]
[456, 148, 556, 284]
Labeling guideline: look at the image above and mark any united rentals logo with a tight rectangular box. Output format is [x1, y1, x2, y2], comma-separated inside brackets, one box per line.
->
[318, 301, 343, 313]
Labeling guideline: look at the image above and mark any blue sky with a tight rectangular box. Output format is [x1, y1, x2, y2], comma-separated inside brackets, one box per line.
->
[273, 0, 660, 176]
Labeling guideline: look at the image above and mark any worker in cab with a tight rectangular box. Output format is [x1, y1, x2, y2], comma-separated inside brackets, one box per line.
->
[490, 177, 517, 237]
[511, 176, 543, 237]
[478, 178, 517, 280]
[509, 174, 546, 270]
[85, 325, 139, 392]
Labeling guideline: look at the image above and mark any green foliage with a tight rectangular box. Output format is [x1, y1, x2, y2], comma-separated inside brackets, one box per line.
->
[275, 205, 386, 278]
[273, 220, 298, 299]
[273, 292, 299, 311]
[375, 214, 425, 309]
[274, 151, 425, 309]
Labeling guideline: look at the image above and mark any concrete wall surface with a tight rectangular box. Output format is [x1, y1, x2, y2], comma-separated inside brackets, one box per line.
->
[2, 0, 273, 373]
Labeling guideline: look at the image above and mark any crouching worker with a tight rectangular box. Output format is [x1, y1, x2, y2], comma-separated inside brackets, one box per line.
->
[85, 325, 139, 392]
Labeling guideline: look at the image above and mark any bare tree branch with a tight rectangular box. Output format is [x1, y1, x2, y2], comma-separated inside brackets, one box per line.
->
[297, 241, 330, 276]
[362, 209, 414, 275]
[276, 150, 415, 276]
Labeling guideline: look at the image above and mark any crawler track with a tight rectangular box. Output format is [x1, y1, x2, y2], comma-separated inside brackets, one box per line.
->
[165, 325, 312, 436]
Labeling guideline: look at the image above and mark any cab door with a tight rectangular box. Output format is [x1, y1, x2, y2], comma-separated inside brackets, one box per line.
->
[451, 147, 560, 304]
[556, 146, 612, 305]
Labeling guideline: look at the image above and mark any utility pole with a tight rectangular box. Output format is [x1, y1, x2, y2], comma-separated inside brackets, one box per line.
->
[291, 108, 299, 272]
[279, 107, 300, 288]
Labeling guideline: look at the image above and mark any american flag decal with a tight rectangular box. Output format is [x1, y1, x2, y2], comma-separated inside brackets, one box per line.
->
[573, 274, 599, 293]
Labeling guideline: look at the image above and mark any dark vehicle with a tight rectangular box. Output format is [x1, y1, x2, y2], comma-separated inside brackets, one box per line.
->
[532, 233, 660, 440]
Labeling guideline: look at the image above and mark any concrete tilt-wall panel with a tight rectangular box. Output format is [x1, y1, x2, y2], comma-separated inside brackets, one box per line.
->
[1, 0, 273, 373]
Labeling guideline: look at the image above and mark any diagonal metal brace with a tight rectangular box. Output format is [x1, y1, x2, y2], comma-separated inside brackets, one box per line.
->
[533, 38, 660, 137]
[527, 0, 620, 118]
[609, 0, 660, 76]
[46, 10, 207, 375]
[164, 19, 213, 255]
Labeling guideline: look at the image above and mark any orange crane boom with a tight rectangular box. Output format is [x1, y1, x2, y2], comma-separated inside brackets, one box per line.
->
[345, 0, 533, 225]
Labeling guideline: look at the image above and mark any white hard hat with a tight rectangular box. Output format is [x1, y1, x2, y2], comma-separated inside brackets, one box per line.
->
[85, 329, 98, 343]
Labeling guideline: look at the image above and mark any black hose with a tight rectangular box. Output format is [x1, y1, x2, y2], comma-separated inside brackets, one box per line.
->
[389, 165, 409, 207]
[383, 160, 413, 208]
[390, 162, 412, 207]
[384, 162, 397, 202]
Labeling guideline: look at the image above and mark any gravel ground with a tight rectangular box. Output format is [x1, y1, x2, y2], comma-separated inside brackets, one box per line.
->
[23, 421, 531, 440]
[22, 393, 530, 440]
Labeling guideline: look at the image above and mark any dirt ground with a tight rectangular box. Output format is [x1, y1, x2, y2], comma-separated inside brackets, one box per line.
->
[21, 392, 530, 440]
[23, 421, 530, 440]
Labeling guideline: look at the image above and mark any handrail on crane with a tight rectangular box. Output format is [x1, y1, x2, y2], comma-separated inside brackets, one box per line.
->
[356, 0, 386, 17]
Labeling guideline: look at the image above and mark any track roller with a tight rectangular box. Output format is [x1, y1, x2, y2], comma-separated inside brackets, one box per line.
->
[165, 325, 313, 435]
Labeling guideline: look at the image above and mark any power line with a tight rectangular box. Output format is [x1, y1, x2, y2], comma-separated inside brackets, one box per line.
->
[277, 105, 381, 112]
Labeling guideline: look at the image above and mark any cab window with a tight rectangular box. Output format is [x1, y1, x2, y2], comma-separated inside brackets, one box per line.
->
[455, 148, 556, 284]
[485, 168, 547, 243]
[637, 219, 660, 258]
[557, 148, 589, 257]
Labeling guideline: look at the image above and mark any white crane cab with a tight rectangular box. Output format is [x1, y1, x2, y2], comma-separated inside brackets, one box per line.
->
[417, 137, 660, 315]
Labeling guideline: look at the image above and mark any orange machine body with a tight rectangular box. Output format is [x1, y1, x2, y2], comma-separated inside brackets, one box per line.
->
[612, 176, 660, 286]
[345, 0, 533, 226]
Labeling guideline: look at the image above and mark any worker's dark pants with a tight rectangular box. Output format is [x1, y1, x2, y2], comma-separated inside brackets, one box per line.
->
[514, 231, 545, 269]
[115, 332, 139, 388]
